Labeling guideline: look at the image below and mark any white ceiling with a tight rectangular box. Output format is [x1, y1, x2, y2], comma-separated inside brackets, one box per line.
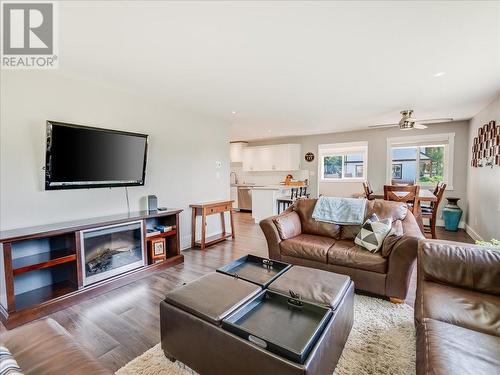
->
[58, 1, 500, 140]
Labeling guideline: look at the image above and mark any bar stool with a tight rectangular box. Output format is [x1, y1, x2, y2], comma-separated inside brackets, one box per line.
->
[277, 188, 299, 214]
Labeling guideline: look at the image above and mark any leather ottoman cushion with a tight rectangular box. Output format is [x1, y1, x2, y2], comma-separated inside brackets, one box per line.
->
[2, 318, 111, 375]
[327, 240, 387, 273]
[164, 272, 261, 325]
[418, 281, 500, 337]
[268, 265, 351, 310]
[280, 234, 335, 263]
[417, 318, 500, 375]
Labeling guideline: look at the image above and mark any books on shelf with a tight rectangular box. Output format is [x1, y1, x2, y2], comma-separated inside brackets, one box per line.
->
[146, 225, 176, 237]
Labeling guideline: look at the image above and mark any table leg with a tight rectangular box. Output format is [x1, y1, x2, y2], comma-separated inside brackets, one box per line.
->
[220, 212, 226, 236]
[413, 203, 425, 235]
[201, 209, 206, 250]
[191, 208, 196, 248]
[229, 209, 235, 239]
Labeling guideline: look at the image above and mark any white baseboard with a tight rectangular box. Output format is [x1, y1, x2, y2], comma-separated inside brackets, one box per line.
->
[464, 224, 483, 242]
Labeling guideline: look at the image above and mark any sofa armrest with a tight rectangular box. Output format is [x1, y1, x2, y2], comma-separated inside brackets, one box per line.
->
[419, 239, 500, 296]
[2, 318, 112, 375]
[385, 211, 424, 300]
[259, 207, 294, 260]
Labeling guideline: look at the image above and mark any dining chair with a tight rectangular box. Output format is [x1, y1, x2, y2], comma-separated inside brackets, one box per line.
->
[421, 182, 446, 239]
[362, 182, 374, 200]
[383, 185, 420, 215]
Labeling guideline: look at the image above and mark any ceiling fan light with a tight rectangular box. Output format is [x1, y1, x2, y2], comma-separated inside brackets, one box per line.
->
[399, 119, 414, 130]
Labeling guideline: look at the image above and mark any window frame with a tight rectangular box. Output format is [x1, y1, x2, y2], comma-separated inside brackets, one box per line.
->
[386, 133, 454, 190]
[319, 141, 368, 183]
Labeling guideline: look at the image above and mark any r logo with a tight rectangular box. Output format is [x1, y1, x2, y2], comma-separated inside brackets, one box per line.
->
[2, 2, 53, 55]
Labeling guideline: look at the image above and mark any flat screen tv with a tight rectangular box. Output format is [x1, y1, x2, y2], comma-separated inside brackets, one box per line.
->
[45, 121, 148, 190]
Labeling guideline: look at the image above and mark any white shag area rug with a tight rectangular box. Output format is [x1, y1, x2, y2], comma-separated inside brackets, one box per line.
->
[116, 295, 415, 375]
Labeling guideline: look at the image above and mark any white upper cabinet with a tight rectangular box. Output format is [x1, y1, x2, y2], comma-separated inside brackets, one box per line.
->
[243, 144, 301, 171]
[230, 142, 248, 163]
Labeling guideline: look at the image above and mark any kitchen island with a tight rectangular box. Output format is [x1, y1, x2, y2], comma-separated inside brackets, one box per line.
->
[251, 185, 295, 223]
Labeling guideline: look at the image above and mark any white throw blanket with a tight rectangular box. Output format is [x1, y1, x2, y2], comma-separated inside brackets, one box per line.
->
[312, 196, 367, 225]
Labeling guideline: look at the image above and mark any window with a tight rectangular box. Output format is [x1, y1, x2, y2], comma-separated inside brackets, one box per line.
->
[319, 142, 368, 181]
[387, 133, 454, 189]
[391, 146, 445, 184]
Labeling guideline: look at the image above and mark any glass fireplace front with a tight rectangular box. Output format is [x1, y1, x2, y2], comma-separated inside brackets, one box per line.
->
[80, 220, 145, 286]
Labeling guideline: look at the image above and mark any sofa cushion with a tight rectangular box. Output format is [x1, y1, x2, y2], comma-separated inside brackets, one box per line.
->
[273, 211, 301, 240]
[2, 319, 111, 375]
[420, 240, 500, 296]
[327, 240, 387, 273]
[365, 199, 407, 222]
[354, 214, 392, 253]
[417, 318, 500, 375]
[293, 198, 341, 239]
[280, 234, 335, 263]
[419, 281, 500, 337]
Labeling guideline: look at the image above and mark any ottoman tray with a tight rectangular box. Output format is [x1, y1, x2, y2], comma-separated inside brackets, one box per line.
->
[217, 254, 291, 288]
[222, 290, 332, 364]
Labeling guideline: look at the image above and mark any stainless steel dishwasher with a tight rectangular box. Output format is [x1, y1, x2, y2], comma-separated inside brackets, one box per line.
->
[237, 186, 252, 211]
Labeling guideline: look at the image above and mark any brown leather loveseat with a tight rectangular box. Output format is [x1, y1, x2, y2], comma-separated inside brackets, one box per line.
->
[1, 318, 111, 375]
[260, 198, 423, 302]
[415, 240, 500, 375]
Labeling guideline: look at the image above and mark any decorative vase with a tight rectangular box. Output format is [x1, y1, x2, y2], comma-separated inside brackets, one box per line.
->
[442, 197, 463, 232]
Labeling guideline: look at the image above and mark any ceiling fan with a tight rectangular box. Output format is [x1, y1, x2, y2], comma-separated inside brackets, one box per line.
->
[369, 110, 453, 130]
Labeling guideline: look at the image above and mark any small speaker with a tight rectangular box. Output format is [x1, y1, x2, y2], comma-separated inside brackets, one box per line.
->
[147, 195, 158, 212]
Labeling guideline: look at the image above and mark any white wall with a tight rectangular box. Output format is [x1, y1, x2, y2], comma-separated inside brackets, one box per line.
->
[466, 94, 500, 241]
[0, 71, 230, 249]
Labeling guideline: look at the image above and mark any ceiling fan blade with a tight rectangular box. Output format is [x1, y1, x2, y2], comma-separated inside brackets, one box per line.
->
[414, 123, 428, 130]
[413, 117, 454, 124]
[368, 123, 398, 129]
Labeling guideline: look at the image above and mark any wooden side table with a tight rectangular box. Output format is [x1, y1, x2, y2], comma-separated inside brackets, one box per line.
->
[190, 200, 235, 250]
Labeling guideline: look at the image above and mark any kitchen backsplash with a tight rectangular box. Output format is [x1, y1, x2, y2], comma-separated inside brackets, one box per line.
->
[230, 164, 310, 185]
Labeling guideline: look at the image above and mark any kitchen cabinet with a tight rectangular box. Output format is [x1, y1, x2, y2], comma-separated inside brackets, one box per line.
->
[230, 142, 248, 163]
[242, 144, 301, 172]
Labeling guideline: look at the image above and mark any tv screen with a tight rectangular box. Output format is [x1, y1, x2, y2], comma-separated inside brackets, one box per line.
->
[45, 121, 148, 189]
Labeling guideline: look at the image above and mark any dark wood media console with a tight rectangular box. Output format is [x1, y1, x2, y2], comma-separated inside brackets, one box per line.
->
[0, 209, 183, 329]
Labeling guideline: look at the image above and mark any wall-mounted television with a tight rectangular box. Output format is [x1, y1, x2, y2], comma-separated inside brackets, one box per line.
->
[45, 121, 148, 190]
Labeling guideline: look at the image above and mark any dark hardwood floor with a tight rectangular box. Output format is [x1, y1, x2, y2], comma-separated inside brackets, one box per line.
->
[0, 212, 473, 372]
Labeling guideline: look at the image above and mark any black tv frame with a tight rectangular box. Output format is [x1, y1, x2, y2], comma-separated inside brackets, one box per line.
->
[45, 121, 148, 190]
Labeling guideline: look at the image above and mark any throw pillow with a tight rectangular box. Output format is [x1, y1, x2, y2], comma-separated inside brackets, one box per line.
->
[0, 346, 24, 375]
[355, 214, 392, 253]
[273, 211, 302, 240]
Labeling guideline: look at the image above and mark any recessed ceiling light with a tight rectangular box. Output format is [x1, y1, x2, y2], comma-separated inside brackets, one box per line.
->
[267, 129, 272, 133]
[231, 111, 237, 115]
[433, 72, 446, 77]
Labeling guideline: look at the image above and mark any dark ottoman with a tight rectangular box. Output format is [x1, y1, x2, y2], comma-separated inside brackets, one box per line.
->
[160, 268, 354, 375]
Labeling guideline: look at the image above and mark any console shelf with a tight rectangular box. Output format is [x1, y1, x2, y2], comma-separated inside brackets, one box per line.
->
[15, 280, 78, 311]
[0, 209, 183, 329]
[12, 249, 76, 275]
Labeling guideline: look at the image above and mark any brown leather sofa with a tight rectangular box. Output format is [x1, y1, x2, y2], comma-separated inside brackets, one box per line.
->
[415, 240, 500, 375]
[1, 318, 111, 375]
[260, 198, 423, 301]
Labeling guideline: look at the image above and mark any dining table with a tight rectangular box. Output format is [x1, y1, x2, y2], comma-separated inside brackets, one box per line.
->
[371, 188, 437, 233]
